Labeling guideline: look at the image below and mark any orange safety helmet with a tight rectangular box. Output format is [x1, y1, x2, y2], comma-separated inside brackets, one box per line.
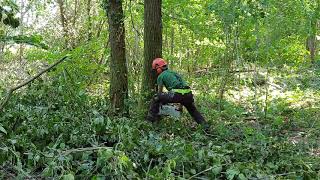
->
[152, 58, 167, 75]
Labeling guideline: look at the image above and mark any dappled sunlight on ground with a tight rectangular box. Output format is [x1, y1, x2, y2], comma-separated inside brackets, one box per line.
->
[222, 67, 320, 113]
[86, 80, 109, 97]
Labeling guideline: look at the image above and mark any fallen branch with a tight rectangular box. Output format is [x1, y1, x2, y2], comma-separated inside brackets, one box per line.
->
[194, 69, 255, 75]
[0, 165, 16, 178]
[61, 146, 113, 155]
[266, 82, 283, 90]
[0, 55, 70, 112]
[274, 172, 296, 177]
[188, 164, 227, 180]
[188, 167, 214, 180]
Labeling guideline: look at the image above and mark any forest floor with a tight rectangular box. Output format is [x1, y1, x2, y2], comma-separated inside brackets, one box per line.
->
[0, 60, 320, 179]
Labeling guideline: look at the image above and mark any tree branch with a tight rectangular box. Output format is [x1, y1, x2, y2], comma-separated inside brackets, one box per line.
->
[0, 55, 70, 112]
[129, 0, 141, 37]
[61, 146, 113, 155]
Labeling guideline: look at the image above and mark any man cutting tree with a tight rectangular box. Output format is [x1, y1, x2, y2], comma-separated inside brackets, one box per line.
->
[146, 58, 208, 128]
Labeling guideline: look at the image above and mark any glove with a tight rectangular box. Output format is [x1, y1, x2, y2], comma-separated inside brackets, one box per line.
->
[175, 104, 183, 111]
[153, 94, 159, 101]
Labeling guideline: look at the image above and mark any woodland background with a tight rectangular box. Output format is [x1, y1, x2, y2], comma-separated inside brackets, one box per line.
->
[0, 0, 320, 179]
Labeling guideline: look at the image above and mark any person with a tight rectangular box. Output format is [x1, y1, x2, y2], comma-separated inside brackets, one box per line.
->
[146, 58, 208, 128]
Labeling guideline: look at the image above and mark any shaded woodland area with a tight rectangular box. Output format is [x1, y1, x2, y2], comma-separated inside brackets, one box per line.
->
[1, 0, 320, 179]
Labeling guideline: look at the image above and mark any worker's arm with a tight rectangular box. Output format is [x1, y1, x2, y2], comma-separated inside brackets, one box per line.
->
[158, 84, 163, 94]
[177, 103, 183, 111]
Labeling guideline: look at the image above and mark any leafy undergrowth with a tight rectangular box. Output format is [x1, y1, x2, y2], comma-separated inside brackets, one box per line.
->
[1, 66, 320, 179]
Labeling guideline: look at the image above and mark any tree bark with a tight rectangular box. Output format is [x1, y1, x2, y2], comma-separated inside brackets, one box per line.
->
[142, 0, 162, 99]
[105, 0, 128, 115]
[57, 0, 69, 49]
[306, 35, 317, 64]
[0, 26, 7, 61]
[19, 0, 25, 62]
[164, 26, 167, 53]
[170, 26, 174, 55]
[87, 0, 92, 40]
[306, 2, 319, 65]
[73, 0, 79, 27]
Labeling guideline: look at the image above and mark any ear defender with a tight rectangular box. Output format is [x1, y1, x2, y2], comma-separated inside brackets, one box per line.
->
[156, 67, 163, 74]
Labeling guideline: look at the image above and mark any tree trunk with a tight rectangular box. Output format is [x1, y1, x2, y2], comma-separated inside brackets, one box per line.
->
[87, 0, 92, 40]
[57, 0, 69, 49]
[0, 40, 5, 61]
[142, 0, 162, 99]
[170, 26, 174, 55]
[134, 25, 141, 95]
[71, 0, 79, 47]
[164, 26, 167, 53]
[306, 3, 319, 65]
[179, 26, 182, 68]
[105, 0, 128, 115]
[306, 35, 317, 64]
[73, 0, 78, 27]
[19, 0, 25, 62]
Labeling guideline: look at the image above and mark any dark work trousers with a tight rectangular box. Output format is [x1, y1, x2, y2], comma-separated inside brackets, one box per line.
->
[149, 92, 206, 124]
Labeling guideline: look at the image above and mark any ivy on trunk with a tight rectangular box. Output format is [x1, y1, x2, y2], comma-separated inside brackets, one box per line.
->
[104, 0, 128, 115]
[142, 0, 162, 101]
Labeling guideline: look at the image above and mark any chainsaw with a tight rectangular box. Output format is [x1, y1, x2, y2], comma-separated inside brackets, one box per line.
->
[158, 103, 182, 118]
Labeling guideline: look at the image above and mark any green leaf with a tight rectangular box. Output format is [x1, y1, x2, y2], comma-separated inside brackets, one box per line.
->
[238, 173, 247, 180]
[91, 175, 106, 180]
[97, 149, 113, 167]
[63, 173, 74, 180]
[212, 165, 222, 175]
[0, 124, 7, 134]
[190, 169, 197, 174]
[226, 168, 240, 180]
[0, 35, 48, 49]
[3, 15, 19, 28]
[119, 154, 130, 167]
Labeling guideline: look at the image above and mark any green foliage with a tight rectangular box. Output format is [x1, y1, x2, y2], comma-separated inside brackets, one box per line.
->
[0, 0, 20, 28]
[1, 67, 320, 179]
[0, 123, 7, 134]
[0, 35, 49, 49]
[1, 0, 320, 179]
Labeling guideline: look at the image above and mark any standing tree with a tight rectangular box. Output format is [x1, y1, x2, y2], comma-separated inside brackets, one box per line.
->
[57, 0, 69, 49]
[306, 1, 320, 64]
[142, 0, 162, 99]
[86, 0, 93, 40]
[104, 0, 128, 115]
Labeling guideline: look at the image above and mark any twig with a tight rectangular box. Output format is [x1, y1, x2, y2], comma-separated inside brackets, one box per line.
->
[188, 167, 213, 180]
[188, 164, 227, 180]
[194, 177, 209, 180]
[0, 165, 16, 178]
[203, 131, 217, 138]
[274, 172, 296, 177]
[129, 0, 141, 37]
[61, 146, 113, 155]
[146, 158, 154, 178]
[266, 82, 283, 90]
[189, 167, 216, 179]
[194, 69, 255, 75]
[0, 55, 69, 112]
